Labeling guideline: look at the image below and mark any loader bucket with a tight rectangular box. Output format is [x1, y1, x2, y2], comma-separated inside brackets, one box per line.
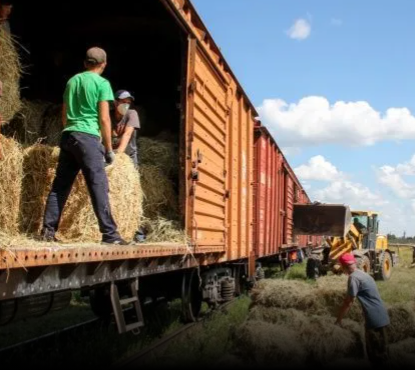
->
[293, 204, 352, 237]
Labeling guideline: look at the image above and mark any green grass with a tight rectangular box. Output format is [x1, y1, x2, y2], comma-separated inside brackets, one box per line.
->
[377, 246, 415, 305]
[141, 296, 251, 368]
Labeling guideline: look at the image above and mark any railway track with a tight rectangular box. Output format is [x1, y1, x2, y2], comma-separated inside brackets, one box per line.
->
[113, 298, 240, 369]
[0, 318, 101, 355]
[0, 296, 241, 367]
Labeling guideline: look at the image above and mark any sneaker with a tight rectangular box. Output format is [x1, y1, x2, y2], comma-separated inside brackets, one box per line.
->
[133, 229, 146, 243]
[39, 228, 61, 243]
[101, 238, 130, 246]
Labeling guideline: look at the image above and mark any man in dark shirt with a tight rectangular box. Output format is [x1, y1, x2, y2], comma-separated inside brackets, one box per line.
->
[111, 90, 140, 167]
[336, 253, 390, 365]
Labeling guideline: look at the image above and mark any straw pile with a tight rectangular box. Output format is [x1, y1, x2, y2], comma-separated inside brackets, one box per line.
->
[20, 146, 142, 242]
[389, 337, 415, 366]
[0, 135, 23, 235]
[234, 320, 306, 367]
[248, 306, 365, 363]
[138, 135, 179, 177]
[250, 279, 323, 311]
[139, 164, 177, 219]
[0, 29, 21, 123]
[238, 278, 415, 367]
[6, 99, 52, 145]
[141, 217, 187, 244]
[40, 104, 63, 146]
[386, 303, 415, 343]
[251, 278, 363, 321]
[136, 133, 186, 243]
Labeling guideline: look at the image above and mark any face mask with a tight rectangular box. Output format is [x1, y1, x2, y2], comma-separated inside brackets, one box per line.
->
[117, 103, 130, 116]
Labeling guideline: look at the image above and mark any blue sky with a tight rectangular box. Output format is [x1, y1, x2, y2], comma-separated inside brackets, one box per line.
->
[192, 0, 415, 235]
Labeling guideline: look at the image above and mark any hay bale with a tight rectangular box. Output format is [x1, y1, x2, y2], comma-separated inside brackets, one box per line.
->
[0, 30, 21, 123]
[234, 320, 306, 367]
[139, 164, 177, 219]
[138, 135, 179, 176]
[141, 217, 187, 244]
[389, 337, 415, 367]
[249, 306, 309, 326]
[20, 146, 142, 242]
[389, 337, 415, 357]
[316, 275, 364, 322]
[20, 145, 60, 235]
[250, 279, 323, 312]
[248, 306, 365, 363]
[41, 104, 63, 146]
[387, 304, 415, 343]
[0, 135, 23, 235]
[6, 99, 52, 145]
[7, 100, 63, 146]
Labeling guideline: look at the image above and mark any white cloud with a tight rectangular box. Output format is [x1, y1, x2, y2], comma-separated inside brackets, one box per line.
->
[258, 96, 415, 149]
[281, 146, 301, 157]
[313, 181, 387, 208]
[295, 155, 344, 182]
[286, 19, 311, 40]
[395, 155, 415, 175]
[377, 165, 415, 199]
[331, 18, 343, 26]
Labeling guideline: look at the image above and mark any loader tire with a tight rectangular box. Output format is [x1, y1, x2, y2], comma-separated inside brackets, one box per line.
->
[356, 255, 371, 273]
[306, 257, 321, 280]
[375, 252, 392, 281]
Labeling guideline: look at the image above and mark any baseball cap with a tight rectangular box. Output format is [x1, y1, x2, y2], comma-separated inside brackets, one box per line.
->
[85, 47, 107, 64]
[115, 90, 135, 101]
[339, 253, 357, 266]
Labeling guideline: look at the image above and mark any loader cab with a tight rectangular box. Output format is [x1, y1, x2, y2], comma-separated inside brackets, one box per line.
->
[351, 211, 379, 250]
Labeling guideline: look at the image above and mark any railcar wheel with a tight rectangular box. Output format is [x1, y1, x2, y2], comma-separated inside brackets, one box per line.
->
[181, 269, 203, 323]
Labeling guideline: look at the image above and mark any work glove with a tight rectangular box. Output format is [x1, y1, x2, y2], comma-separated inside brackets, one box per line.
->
[105, 150, 116, 165]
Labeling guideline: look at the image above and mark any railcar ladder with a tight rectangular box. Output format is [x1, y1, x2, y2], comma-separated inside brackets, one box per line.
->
[110, 279, 144, 334]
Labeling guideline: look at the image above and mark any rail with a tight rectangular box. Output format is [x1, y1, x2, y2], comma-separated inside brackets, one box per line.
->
[112, 298, 239, 368]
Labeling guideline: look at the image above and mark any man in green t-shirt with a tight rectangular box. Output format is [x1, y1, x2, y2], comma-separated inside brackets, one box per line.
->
[41, 47, 128, 245]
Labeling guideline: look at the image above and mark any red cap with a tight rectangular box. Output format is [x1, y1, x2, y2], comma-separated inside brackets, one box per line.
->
[339, 253, 356, 266]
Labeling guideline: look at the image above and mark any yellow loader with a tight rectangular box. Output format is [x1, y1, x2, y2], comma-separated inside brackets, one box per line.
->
[293, 203, 397, 280]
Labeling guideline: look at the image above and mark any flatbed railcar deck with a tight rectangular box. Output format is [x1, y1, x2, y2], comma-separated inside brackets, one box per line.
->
[0, 242, 225, 300]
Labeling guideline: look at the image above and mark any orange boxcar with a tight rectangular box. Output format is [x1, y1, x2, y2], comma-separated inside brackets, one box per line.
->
[0, 0, 319, 330]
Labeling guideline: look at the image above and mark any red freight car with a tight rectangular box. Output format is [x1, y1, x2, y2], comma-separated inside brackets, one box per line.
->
[253, 122, 320, 262]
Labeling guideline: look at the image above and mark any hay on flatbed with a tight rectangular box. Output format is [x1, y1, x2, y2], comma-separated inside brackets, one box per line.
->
[141, 217, 187, 244]
[139, 164, 177, 219]
[7, 101, 63, 146]
[138, 134, 179, 177]
[0, 30, 21, 123]
[0, 136, 23, 235]
[41, 104, 63, 146]
[6, 99, 52, 145]
[20, 146, 142, 242]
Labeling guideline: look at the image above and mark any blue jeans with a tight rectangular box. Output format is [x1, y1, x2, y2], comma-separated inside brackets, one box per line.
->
[43, 131, 120, 242]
